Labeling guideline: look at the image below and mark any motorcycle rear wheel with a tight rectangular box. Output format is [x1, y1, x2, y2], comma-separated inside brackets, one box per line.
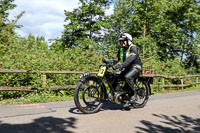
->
[131, 80, 149, 108]
[74, 78, 104, 114]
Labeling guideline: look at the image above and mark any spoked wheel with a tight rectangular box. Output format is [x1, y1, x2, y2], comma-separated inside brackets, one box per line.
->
[74, 78, 104, 114]
[131, 80, 149, 108]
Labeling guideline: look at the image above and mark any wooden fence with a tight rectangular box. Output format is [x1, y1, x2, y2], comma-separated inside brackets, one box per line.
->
[154, 74, 200, 89]
[0, 69, 199, 91]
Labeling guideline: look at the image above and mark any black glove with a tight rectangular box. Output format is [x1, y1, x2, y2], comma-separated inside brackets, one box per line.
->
[112, 64, 123, 70]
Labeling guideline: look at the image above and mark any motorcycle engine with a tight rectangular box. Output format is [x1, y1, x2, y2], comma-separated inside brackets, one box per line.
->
[108, 92, 124, 104]
[114, 92, 123, 104]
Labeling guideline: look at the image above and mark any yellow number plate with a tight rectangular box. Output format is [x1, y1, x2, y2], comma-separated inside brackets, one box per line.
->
[97, 66, 106, 77]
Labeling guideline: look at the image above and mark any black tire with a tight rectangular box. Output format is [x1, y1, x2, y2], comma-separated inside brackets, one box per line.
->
[74, 78, 104, 114]
[131, 80, 149, 108]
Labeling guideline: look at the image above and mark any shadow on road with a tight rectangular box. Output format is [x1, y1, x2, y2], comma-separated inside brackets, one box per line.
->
[0, 116, 77, 133]
[69, 101, 133, 114]
[136, 114, 200, 133]
[101, 101, 132, 111]
[69, 107, 84, 114]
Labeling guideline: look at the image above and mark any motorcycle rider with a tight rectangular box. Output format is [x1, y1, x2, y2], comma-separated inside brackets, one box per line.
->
[112, 33, 143, 103]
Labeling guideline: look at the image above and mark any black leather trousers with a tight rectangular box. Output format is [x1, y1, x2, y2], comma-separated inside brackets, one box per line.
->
[124, 68, 141, 93]
[112, 67, 141, 93]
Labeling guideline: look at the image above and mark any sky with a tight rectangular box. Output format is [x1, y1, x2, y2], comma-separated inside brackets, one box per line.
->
[9, 0, 113, 40]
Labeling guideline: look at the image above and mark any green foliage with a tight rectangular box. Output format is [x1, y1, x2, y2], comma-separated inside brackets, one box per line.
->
[0, 0, 24, 55]
[109, 0, 200, 66]
[61, 0, 111, 48]
[0, 34, 103, 100]
[0, 0, 16, 20]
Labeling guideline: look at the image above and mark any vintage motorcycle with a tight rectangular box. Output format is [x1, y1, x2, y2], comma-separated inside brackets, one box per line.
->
[74, 59, 153, 114]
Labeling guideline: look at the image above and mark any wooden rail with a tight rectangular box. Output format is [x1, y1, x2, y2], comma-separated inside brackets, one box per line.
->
[0, 69, 199, 91]
[0, 87, 32, 91]
[0, 69, 97, 74]
[154, 74, 200, 89]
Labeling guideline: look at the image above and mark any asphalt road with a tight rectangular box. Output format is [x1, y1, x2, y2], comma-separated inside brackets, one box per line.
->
[0, 90, 200, 133]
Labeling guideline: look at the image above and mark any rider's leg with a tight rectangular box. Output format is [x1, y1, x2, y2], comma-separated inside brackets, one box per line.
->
[124, 68, 141, 103]
[110, 71, 121, 91]
[112, 80, 121, 91]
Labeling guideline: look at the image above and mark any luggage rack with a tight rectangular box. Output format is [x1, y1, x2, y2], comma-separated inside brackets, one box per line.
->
[140, 69, 154, 77]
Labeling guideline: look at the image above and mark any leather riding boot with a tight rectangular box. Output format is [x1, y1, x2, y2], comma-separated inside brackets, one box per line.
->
[126, 78, 137, 103]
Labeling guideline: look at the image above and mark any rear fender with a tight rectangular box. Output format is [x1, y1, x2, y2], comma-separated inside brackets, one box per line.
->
[138, 77, 153, 95]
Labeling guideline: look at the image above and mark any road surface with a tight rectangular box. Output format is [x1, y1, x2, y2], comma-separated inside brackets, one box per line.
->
[0, 90, 200, 133]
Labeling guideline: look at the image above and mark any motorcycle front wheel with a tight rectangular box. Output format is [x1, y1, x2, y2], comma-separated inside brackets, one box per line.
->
[74, 78, 104, 114]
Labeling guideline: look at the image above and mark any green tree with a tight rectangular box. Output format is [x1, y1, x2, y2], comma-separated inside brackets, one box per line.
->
[108, 0, 162, 58]
[61, 0, 111, 49]
[0, 0, 24, 55]
[153, 0, 200, 63]
[0, 0, 16, 21]
[109, 0, 200, 68]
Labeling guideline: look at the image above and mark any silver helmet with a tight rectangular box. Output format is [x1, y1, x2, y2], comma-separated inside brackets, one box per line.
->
[118, 33, 132, 45]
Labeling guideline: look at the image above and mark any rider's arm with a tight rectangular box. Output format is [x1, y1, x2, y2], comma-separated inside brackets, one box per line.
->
[122, 46, 138, 67]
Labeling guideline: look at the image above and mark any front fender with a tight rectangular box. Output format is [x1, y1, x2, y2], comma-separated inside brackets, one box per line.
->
[80, 75, 98, 82]
[79, 75, 107, 100]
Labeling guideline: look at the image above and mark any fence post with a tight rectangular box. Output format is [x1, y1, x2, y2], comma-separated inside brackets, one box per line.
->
[162, 77, 165, 91]
[196, 77, 199, 87]
[41, 74, 47, 89]
[181, 78, 184, 89]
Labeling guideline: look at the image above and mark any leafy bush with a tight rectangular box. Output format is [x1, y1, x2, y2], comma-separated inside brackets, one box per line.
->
[0, 35, 103, 100]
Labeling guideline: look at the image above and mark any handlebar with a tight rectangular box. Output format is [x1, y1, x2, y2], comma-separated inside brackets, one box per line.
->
[101, 58, 125, 72]
[101, 59, 115, 68]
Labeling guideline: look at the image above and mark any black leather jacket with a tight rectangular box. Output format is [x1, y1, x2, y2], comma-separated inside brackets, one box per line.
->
[114, 45, 142, 70]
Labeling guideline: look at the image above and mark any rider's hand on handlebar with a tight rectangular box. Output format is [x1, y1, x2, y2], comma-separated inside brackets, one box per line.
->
[112, 64, 123, 70]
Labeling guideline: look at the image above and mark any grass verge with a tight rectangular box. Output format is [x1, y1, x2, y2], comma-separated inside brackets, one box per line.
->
[0, 90, 74, 105]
